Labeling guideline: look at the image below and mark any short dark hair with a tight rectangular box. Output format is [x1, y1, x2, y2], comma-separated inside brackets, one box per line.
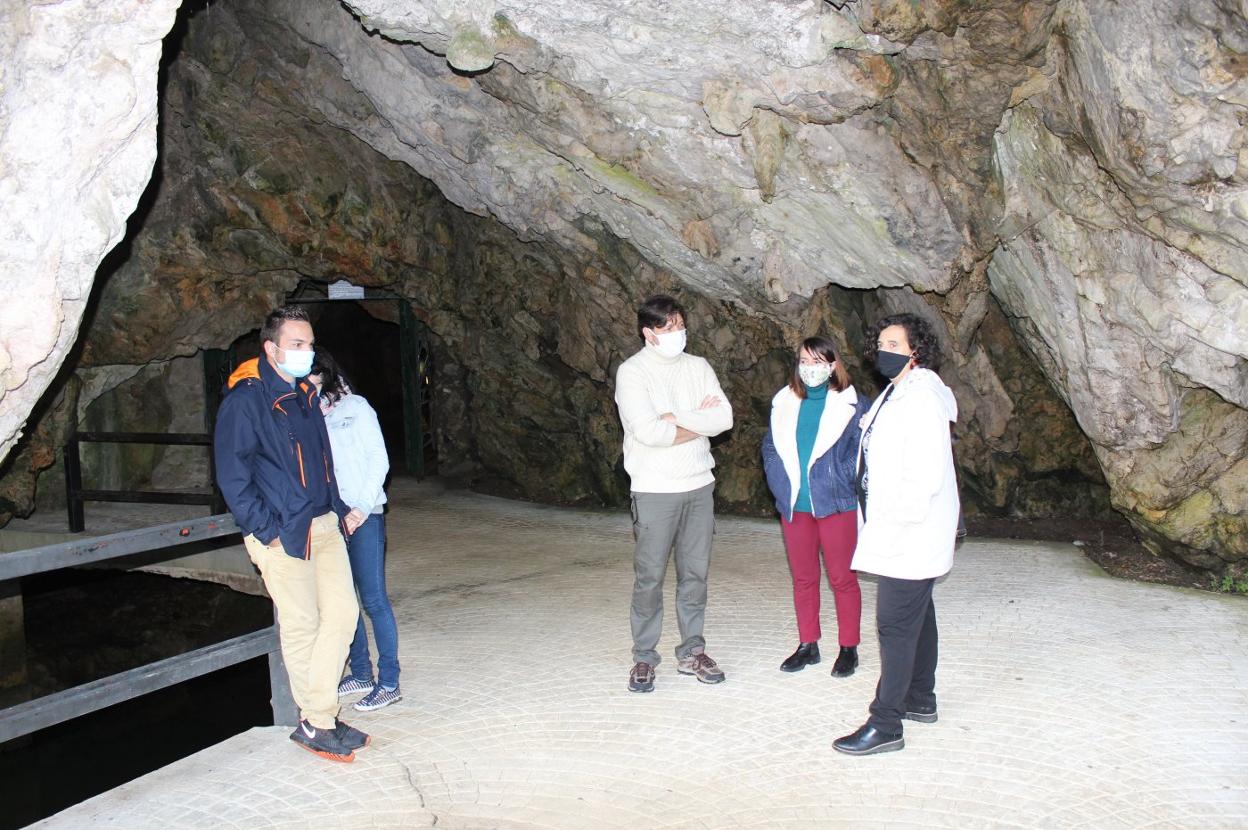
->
[310, 348, 352, 406]
[260, 305, 310, 345]
[636, 295, 686, 340]
[864, 313, 942, 372]
[789, 336, 851, 398]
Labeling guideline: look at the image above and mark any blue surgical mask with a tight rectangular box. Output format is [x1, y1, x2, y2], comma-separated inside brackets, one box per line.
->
[277, 347, 315, 378]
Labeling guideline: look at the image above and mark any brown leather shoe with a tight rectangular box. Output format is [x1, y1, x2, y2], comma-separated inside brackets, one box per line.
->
[628, 661, 655, 693]
[676, 649, 725, 684]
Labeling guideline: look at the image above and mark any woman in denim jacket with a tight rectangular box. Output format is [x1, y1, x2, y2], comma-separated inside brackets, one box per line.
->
[310, 351, 402, 713]
[762, 336, 872, 677]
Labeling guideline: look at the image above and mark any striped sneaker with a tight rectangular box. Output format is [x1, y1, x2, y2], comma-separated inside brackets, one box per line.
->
[353, 684, 402, 712]
[337, 676, 373, 698]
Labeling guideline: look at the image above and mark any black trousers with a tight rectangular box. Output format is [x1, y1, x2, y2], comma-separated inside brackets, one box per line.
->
[867, 575, 938, 733]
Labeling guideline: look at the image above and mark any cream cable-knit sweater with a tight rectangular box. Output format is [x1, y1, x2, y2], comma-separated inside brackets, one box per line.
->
[614, 344, 734, 494]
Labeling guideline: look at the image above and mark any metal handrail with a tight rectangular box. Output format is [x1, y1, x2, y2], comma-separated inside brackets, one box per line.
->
[0, 628, 278, 744]
[0, 514, 240, 581]
[0, 513, 296, 743]
[63, 432, 226, 532]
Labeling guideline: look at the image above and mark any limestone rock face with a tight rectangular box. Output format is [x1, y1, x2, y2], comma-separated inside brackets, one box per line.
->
[0, 0, 1101, 529]
[52, 5, 815, 514]
[0, 0, 180, 463]
[989, 0, 1248, 567]
[289, 0, 970, 301]
[314, 0, 1247, 565]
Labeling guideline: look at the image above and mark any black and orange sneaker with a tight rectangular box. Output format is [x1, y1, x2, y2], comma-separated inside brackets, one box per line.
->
[289, 719, 355, 762]
[334, 719, 371, 751]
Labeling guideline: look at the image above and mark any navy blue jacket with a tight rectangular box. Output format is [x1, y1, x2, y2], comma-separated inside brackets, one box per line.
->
[213, 357, 349, 559]
[762, 385, 871, 521]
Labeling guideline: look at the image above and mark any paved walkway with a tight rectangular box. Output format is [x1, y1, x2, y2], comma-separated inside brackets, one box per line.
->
[34, 480, 1248, 829]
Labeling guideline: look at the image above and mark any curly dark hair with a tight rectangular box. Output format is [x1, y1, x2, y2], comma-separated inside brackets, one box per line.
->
[310, 348, 353, 406]
[864, 313, 942, 373]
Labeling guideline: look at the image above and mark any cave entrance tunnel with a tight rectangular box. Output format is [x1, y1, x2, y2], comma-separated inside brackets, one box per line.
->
[206, 285, 434, 480]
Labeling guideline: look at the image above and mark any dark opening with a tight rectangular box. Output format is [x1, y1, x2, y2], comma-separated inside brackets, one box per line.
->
[0, 569, 273, 829]
[305, 301, 408, 471]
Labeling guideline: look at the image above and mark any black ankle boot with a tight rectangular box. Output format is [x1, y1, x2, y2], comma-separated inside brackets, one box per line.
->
[833, 722, 904, 756]
[780, 642, 820, 672]
[831, 645, 858, 678]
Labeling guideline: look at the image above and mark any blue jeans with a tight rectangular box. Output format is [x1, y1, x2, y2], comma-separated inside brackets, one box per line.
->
[345, 513, 400, 689]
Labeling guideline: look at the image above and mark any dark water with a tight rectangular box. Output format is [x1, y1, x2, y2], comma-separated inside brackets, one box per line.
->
[1, 570, 274, 829]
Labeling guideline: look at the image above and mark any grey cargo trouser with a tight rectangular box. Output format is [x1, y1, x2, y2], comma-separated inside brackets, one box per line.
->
[629, 483, 715, 666]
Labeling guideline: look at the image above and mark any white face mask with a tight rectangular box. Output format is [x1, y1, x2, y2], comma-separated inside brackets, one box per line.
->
[799, 363, 832, 387]
[651, 329, 687, 359]
[276, 347, 315, 378]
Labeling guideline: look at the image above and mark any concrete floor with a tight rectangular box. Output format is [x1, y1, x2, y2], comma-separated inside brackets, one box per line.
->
[31, 479, 1248, 829]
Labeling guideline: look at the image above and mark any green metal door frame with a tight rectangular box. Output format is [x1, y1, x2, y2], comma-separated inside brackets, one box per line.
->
[399, 302, 431, 478]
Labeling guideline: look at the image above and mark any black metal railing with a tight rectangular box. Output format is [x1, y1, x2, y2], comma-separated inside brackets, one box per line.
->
[0, 514, 295, 744]
[63, 432, 226, 532]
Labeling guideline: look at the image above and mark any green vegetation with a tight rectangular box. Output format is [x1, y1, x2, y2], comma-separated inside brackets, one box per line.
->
[1211, 573, 1248, 595]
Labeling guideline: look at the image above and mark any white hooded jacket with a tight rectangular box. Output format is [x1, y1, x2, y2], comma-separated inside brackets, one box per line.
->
[851, 367, 960, 580]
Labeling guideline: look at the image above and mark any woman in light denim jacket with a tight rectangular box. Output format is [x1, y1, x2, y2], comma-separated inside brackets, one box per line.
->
[310, 351, 402, 713]
[762, 336, 871, 677]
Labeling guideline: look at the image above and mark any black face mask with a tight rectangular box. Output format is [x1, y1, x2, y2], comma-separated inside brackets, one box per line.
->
[876, 350, 912, 380]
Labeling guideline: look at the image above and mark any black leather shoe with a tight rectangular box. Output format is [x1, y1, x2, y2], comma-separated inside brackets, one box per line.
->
[903, 703, 938, 723]
[780, 642, 820, 672]
[833, 723, 904, 756]
[830, 646, 858, 678]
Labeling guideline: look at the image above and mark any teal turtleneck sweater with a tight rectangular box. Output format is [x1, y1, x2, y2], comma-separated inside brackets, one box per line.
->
[793, 382, 829, 513]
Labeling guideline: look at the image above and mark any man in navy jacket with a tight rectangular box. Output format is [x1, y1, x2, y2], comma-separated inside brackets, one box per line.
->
[214, 305, 368, 762]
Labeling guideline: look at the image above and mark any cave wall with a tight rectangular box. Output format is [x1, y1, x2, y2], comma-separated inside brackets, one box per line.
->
[0, 0, 181, 463]
[1, 0, 1242, 571]
[78, 357, 211, 494]
[986, 1, 1248, 567]
[5, 0, 1103, 527]
[278, 0, 1248, 567]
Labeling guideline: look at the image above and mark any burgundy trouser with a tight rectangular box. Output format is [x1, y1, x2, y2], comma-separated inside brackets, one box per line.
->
[779, 510, 861, 646]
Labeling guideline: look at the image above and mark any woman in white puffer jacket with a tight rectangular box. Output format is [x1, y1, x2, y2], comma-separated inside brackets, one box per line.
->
[834, 312, 960, 757]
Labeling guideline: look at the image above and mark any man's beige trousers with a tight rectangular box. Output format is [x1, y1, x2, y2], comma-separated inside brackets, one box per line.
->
[244, 512, 359, 729]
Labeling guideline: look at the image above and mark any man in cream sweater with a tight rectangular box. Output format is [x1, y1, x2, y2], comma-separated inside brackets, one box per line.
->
[615, 295, 734, 693]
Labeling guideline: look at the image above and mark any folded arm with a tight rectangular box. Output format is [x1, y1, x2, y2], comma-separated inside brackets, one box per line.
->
[615, 365, 678, 447]
[672, 363, 733, 436]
